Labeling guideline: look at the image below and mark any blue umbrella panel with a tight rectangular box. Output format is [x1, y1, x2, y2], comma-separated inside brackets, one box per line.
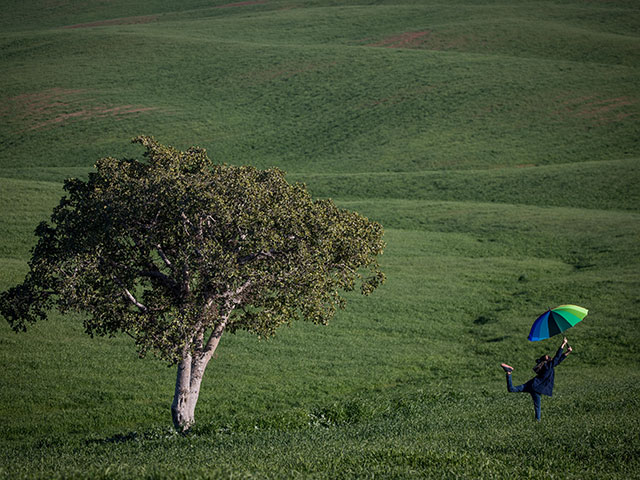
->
[528, 305, 588, 342]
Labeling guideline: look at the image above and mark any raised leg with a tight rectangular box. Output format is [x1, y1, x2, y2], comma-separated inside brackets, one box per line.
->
[506, 373, 526, 393]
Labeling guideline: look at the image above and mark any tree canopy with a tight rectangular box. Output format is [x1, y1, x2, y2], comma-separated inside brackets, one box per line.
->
[0, 136, 386, 430]
[0, 136, 385, 364]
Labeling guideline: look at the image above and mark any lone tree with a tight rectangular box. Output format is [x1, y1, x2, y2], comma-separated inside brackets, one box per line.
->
[0, 137, 385, 432]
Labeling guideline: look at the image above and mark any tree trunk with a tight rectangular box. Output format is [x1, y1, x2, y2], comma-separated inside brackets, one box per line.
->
[171, 351, 213, 432]
[171, 322, 227, 432]
[172, 354, 193, 432]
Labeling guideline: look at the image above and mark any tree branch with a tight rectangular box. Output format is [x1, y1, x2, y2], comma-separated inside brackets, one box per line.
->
[180, 212, 195, 235]
[194, 328, 205, 351]
[104, 254, 177, 291]
[179, 213, 206, 258]
[156, 244, 173, 270]
[202, 279, 252, 356]
[113, 276, 148, 312]
[179, 262, 191, 297]
[202, 312, 231, 359]
[238, 249, 279, 265]
[123, 287, 148, 312]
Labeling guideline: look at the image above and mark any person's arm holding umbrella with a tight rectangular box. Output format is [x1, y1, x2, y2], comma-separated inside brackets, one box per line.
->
[562, 343, 574, 360]
[554, 337, 572, 367]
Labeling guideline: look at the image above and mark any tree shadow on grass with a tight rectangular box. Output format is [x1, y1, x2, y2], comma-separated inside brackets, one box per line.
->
[85, 427, 180, 446]
[87, 431, 140, 445]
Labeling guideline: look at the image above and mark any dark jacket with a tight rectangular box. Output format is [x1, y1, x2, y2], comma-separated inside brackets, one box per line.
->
[531, 347, 566, 397]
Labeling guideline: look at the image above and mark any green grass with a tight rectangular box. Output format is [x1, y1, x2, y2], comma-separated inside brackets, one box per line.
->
[1, 0, 639, 478]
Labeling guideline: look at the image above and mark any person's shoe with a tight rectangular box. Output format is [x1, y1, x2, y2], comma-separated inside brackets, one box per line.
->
[500, 363, 514, 373]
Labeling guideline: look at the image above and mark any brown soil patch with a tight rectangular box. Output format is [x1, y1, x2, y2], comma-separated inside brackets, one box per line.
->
[2, 88, 159, 132]
[1, 88, 88, 119]
[554, 95, 637, 125]
[215, 0, 267, 8]
[30, 105, 158, 130]
[63, 14, 158, 29]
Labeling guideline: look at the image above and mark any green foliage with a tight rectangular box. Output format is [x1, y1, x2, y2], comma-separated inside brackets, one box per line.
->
[0, 137, 385, 362]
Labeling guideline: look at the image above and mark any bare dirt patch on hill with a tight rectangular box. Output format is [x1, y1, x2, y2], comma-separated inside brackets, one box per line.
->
[553, 95, 637, 125]
[1, 88, 159, 132]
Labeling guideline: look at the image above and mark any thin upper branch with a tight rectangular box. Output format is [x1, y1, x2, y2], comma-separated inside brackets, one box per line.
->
[202, 279, 252, 355]
[180, 212, 195, 235]
[179, 213, 206, 258]
[156, 244, 173, 270]
[181, 263, 191, 296]
[238, 249, 276, 265]
[112, 276, 148, 312]
[122, 287, 148, 312]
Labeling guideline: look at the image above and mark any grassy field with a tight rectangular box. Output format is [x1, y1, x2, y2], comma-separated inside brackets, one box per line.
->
[1, 0, 639, 478]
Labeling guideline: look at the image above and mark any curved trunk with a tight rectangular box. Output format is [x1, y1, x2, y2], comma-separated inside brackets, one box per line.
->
[171, 353, 211, 432]
[171, 322, 227, 432]
[171, 354, 194, 432]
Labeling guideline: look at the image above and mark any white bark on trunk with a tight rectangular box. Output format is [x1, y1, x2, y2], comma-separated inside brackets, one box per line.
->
[172, 354, 214, 432]
[171, 353, 195, 432]
[186, 359, 207, 422]
[171, 323, 227, 432]
[170, 284, 249, 432]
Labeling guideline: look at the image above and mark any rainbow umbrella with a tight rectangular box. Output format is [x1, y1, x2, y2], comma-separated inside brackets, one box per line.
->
[528, 304, 588, 341]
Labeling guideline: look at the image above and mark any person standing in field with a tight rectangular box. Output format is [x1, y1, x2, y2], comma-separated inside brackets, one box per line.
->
[500, 336, 573, 421]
